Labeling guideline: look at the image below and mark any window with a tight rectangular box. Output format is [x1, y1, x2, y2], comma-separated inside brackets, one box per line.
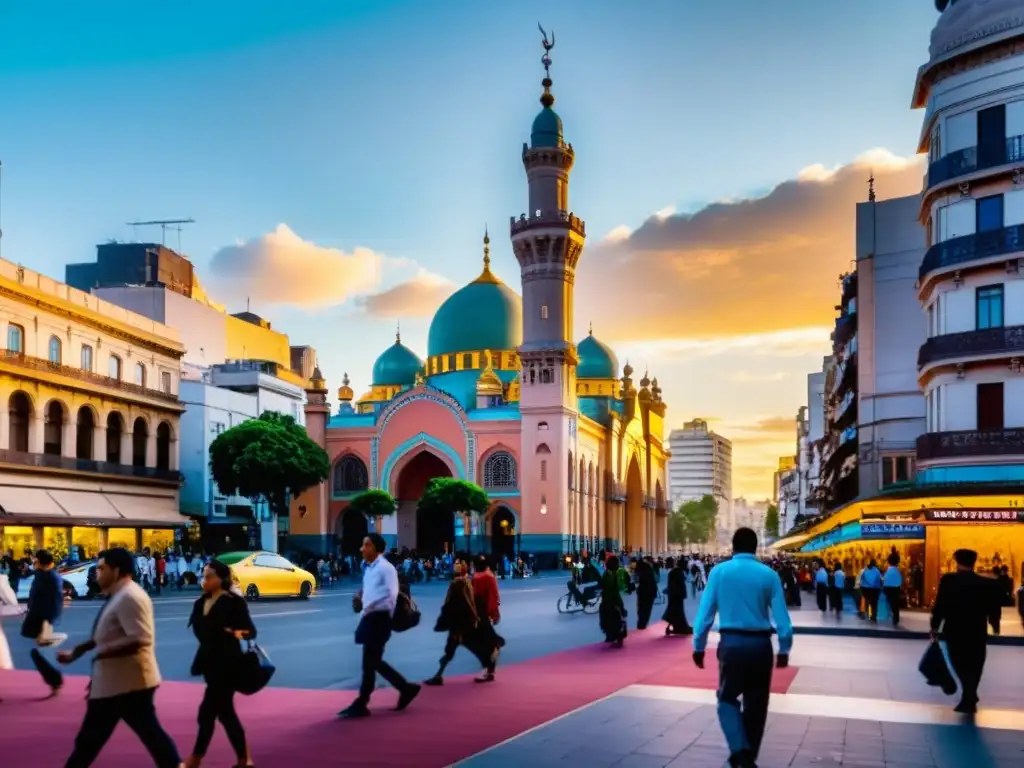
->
[977, 104, 1007, 168]
[976, 285, 1004, 330]
[48, 336, 61, 365]
[537, 421, 549, 431]
[540, 368, 553, 384]
[80, 344, 93, 372]
[540, 459, 548, 481]
[462, 353, 473, 369]
[253, 554, 293, 570]
[976, 194, 1004, 233]
[881, 456, 915, 488]
[135, 362, 146, 387]
[540, 305, 549, 320]
[161, 371, 172, 394]
[483, 451, 517, 489]
[333, 455, 369, 494]
[6, 324, 24, 354]
[108, 354, 122, 380]
[977, 382, 1004, 431]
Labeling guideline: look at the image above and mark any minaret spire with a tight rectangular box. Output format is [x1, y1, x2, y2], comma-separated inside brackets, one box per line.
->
[483, 227, 491, 271]
[538, 22, 555, 108]
[395, 321, 401, 344]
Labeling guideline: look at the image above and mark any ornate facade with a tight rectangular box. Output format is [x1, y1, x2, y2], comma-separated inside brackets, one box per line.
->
[291, 41, 670, 565]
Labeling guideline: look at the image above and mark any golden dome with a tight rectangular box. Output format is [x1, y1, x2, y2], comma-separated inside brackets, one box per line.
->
[476, 350, 504, 395]
[337, 372, 354, 402]
[309, 365, 326, 391]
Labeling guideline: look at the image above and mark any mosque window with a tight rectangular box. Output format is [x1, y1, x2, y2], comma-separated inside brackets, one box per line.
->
[462, 353, 473, 369]
[540, 460, 548, 481]
[536, 443, 551, 454]
[540, 305, 549, 320]
[540, 369, 553, 384]
[333, 455, 369, 494]
[483, 451, 517, 490]
[537, 421, 549, 431]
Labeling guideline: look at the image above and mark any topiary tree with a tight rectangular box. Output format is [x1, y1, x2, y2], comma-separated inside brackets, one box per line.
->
[346, 489, 397, 518]
[210, 411, 330, 521]
[417, 478, 489, 554]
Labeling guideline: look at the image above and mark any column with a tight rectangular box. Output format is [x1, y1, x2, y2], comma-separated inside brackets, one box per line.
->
[98, 529, 109, 550]
[61, 419, 76, 458]
[145, 431, 157, 468]
[65, 526, 74, 557]
[32, 526, 44, 551]
[120, 430, 133, 466]
[169, 438, 179, 471]
[28, 413, 44, 454]
[0, 405, 8, 450]
[93, 425, 107, 464]
[134, 529, 143, 551]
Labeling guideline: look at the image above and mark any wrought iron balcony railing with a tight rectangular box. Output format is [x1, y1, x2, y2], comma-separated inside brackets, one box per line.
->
[916, 428, 1024, 460]
[927, 134, 1024, 189]
[919, 223, 1024, 280]
[917, 324, 1024, 368]
[0, 447, 182, 483]
[1, 350, 178, 403]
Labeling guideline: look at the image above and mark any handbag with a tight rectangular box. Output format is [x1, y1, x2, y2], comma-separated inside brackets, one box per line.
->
[235, 640, 275, 696]
[391, 592, 421, 633]
[919, 641, 957, 696]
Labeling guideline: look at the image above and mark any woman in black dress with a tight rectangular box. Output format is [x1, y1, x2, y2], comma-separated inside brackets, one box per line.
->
[185, 560, 256, 768]
[661, 557, 692, 636]
[599, 556, 629, 648]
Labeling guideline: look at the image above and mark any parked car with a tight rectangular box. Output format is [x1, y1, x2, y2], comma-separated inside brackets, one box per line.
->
[216, 551, 316, 600]
[16, 561, 94, 601]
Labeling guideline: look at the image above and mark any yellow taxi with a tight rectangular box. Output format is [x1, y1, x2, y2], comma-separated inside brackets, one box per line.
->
[217, 551, 317, 600]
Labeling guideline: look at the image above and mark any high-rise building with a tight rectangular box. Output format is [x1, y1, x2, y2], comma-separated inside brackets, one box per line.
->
[290, 345, 317, 382]
[667, 419, 733, 541]
[913, 0, 1024, 487]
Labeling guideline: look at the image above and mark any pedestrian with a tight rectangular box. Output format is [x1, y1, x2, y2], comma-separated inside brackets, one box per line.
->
[661, 557, 692, 636]
[57, 547, 182, 768]
[634, 556, 658, 630]
[814, 560, 829, 613]
[337, 534, 420, 718]
[22, 549, 67, 697]
[930, 548, 1001, 714]
[471, 556, 504, 683]
[0, 567, 23, 678]
[184, 559, 256, 768]
[423, 559, 490, 686]
[830, 561, 845, 618]
[598, 555, 629, 648]
[692, 528, 793, 768]
[882, 554, 903, 626]
[859, 560, 882, 622]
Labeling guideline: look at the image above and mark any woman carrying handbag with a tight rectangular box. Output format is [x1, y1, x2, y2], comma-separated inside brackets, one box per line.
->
[184, 559, 257, 768]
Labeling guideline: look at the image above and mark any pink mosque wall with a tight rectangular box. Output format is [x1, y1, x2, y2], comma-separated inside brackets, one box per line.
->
[377, 398, 467, 482]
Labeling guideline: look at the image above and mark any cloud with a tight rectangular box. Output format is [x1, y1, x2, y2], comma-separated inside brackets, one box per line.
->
[726, 416, 798, 445]
[578, 148, 925, 342]
[729, 371, 790, 383]
[613, 327, 831, 362]
[358, 270, 457, 318]
[207, 224, 384, 308]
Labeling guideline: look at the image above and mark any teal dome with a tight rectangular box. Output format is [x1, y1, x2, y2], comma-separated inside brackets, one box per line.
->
[372, 338, 423, 386]
[577, 332, 619, 380]
[531, 107, 563, 148]
[428, 268, 522, 358]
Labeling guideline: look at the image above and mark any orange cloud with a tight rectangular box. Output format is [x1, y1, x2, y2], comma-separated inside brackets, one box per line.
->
[576, 149, 925, 342]
[358, 270, 456, 318]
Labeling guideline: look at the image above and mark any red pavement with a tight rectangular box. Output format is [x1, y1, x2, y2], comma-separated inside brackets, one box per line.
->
[0, 628, 798, 766]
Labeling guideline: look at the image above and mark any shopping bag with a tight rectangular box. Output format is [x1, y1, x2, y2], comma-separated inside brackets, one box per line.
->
[391, 592, 421, 633]
[235, 640, 275, 696]
[919, 641, 957, 696]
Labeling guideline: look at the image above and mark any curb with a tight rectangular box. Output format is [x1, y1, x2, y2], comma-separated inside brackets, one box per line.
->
[791, 624, 1024, 646]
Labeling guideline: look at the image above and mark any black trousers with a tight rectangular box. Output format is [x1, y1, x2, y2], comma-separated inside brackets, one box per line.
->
[883, 587, 901, 625]
[861, 588, 880, 620]
[357, 640, 409, 704]
[30, 647, 64, 689]
[946, 638, 986, 706]
[815, 583, 828, 611]
[64, 687, 181, 768]
[636, 591, 656, 629]
[716, 632, 774, 759]
[194, 680, 247, 759]
[829, 586, 843, 614]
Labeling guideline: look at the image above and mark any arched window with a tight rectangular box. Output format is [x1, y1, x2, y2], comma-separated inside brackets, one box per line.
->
[156, 422, 172, 471]
[7, 324, 24, 354]
[483, 451, 517, 489]
[535, 443, 551, 454]
[537, 422, 549, 431]
[48, 336, 62, 365]
[567, 451, 574, 489]
[76, 407, 95, 460]
[108, 354, 122, 380]
[132, 417, 148, 467]
[333, 455, 369, 494]
[135, 362, 147, 387]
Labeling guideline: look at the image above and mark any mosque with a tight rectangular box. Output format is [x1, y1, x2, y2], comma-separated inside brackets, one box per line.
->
[290, 37, 670, 567]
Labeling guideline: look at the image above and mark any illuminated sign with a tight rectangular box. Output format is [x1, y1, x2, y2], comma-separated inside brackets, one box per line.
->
[924, 509, 1024, 523]
[861, 523, 925, 540]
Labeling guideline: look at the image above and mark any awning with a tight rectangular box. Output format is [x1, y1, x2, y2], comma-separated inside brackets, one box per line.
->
[0, 486, 68, 519]
[104, 493, 189, 528]
[48, 490, 123, 521]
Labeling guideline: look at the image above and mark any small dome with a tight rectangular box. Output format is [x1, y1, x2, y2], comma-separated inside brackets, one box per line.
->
[930, 0, 1023, 62]
[476, 364, 503, 395]
[372, 338, 423, 387]
[531, 107, 563, 148]
[337, 372, 354, 402]
[577, 331, 619, 380]
[427, 270, 522, 358]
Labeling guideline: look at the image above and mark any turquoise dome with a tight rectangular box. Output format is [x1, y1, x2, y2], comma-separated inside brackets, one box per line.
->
[577, 332, 619, 380]
[372, 338, 423, 386]
[427, 269, 522, 358]
[531, 107, 563, 148]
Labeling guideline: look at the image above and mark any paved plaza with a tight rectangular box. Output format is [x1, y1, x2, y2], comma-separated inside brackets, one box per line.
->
[2, 577, 1023, 765]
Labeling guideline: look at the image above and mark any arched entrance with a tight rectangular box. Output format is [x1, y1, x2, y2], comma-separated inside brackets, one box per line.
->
[336, 508, 369, 557]
[490, 507, 516, 560]
[625, 456, 644, 553]
[395, 451, 454, 554]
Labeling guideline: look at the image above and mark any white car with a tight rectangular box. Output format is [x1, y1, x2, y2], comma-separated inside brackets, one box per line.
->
[15, 562, 93, 601]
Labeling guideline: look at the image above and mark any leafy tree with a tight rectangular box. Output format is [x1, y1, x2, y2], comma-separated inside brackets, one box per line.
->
[347, 489, 397, 518]
[209, 411, 330, 519]
[667, 494, 718, 546]
[764, 503, 780, 538]
[417, 478, 489, 554]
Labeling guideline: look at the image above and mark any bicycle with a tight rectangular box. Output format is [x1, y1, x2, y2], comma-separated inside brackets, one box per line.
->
[557, 580, 601, 615]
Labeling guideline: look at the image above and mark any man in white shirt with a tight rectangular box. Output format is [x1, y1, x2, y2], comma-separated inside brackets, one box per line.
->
[338, 534, 420, 719]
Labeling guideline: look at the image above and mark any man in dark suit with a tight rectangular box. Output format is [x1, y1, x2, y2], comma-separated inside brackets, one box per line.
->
[23, 549, 66, 696]
[930, 548, 1001, 714]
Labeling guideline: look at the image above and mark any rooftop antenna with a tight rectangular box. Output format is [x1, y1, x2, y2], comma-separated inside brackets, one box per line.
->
[126, 218, 196, 251]
[867, 172, 876, 203]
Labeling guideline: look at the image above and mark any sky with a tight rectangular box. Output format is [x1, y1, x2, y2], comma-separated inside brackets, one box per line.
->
[1, 0, 942, 499]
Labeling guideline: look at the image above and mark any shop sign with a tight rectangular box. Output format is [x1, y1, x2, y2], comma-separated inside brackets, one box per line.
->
[924, 509, 1024, 523]
[861, 523, 925, 540]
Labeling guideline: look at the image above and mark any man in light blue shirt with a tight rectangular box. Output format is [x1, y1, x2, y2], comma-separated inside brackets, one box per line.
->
[858, 560, 882, 622]
[692, 528, 793, 768]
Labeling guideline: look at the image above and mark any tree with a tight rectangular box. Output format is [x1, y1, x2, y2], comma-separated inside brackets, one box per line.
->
[417, 478, 489, 553]
[667, 494, 718, 546]
[764, 503, 780, 538]
[346, 489, 397, 518]
[209, 411, 330, 519]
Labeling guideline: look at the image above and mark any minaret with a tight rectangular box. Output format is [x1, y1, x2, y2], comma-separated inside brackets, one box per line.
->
[511, 26, 585, 567]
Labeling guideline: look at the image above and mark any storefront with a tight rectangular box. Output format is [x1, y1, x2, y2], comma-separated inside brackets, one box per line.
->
[1, 524, 181, 561]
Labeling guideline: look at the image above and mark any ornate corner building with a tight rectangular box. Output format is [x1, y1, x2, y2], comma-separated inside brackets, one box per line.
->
[913, 0, 1024, 486]
[290, 41, 670, 566]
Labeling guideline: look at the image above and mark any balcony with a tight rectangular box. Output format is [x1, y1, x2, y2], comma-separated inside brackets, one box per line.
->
[919, 224, 1024, 281]
[917, 428, 1024, 461]
[927, 134, 1024, 189]
[510, 210, 586, 238]
[917, 324, 1024, 369]
[1, 350, 178, 404]
[0, 448, 183, 483]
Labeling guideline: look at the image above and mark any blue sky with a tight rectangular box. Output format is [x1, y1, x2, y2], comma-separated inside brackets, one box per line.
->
[1, 0, 941, 496]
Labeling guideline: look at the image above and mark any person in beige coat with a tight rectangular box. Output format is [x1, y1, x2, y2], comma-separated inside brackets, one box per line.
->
[57, 547, 183, 768]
